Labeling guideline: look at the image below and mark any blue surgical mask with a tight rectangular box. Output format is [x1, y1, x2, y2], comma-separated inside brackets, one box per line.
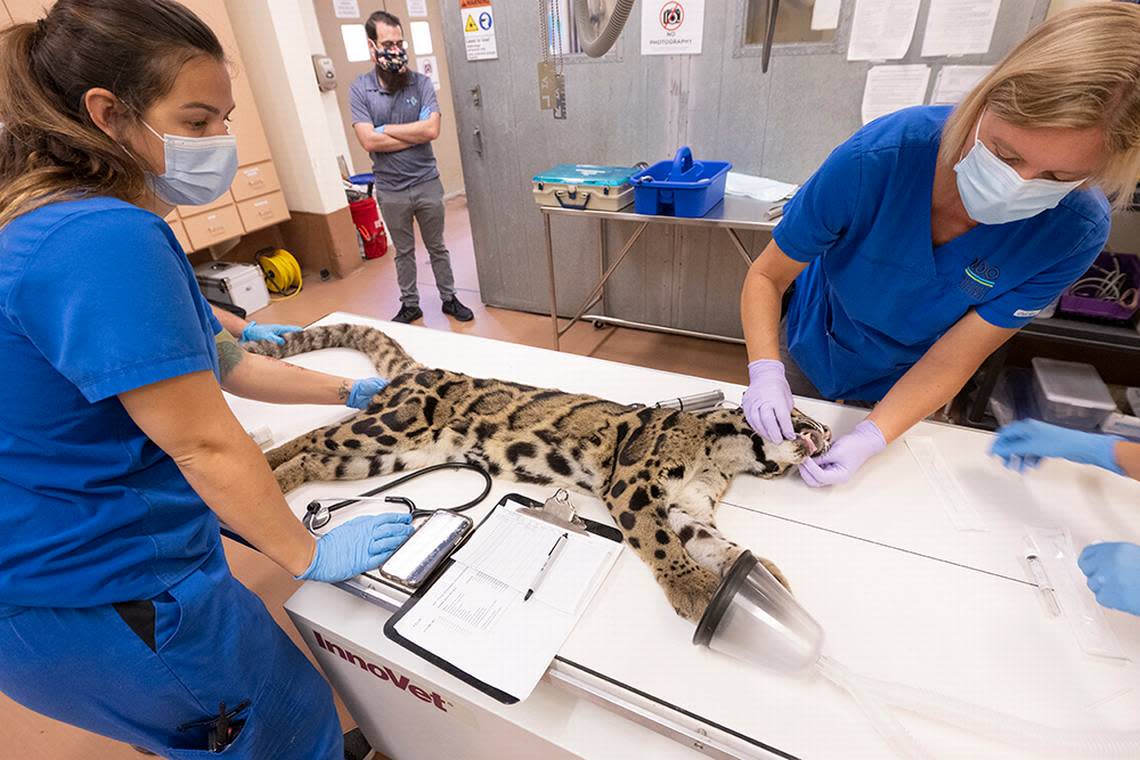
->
[954, 111, 1085, 225]
[142, 121, 239, 206]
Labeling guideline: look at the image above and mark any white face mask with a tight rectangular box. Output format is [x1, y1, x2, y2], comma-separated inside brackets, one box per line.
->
[142, 121, 238, 206]
[953, 111, 1085, 225]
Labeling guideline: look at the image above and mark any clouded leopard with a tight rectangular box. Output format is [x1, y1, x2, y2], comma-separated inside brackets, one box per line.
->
[248, 324, 831, 622]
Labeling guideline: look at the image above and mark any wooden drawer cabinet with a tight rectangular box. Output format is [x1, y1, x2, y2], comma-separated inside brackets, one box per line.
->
[237, 191, 289, 233]
[183, 205, 243, 250]
[230, 162, 281, 202]
[178, 191, 235, 218]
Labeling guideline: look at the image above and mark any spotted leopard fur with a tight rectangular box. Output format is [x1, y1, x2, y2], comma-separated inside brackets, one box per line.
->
[248, 324, 831, 622]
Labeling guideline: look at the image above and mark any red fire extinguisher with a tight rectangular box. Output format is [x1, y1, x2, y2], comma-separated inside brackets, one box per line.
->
[349, 197, 388, 259]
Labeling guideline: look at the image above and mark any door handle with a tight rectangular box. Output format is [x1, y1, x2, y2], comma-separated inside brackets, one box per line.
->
[473, 127, 484, 157]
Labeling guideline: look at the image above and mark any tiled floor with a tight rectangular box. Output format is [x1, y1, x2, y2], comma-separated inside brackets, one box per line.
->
[0, 196, 748, 759]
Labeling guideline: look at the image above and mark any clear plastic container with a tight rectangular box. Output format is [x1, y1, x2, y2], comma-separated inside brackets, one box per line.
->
[1127, 386, 1140, 417]
[693, 551, 823, 674]
[1031, 358, 1117, 430]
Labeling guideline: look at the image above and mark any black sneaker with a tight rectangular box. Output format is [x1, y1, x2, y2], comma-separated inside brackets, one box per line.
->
[392, 305, 423, 323]
[441, 296, 474, 322]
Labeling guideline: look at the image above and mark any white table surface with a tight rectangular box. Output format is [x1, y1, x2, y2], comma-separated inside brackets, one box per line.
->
[230, 311, 1140, 759]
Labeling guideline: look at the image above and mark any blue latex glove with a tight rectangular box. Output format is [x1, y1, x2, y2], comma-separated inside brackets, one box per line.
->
[799, 420, 886, 488]
[1078, 542, 1140, 616]
[741, 359, 796, 443]
[240, 321, 302, 345]
[374, 124, 386, 134]
[298, 513, 413, 582]
[990, 419, 1123, 475]
[346, 377, 389, 409]
[419, 107, 433, 120]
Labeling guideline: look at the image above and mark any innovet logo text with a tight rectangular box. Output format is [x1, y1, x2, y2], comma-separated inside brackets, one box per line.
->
[314, 631, 451, 712]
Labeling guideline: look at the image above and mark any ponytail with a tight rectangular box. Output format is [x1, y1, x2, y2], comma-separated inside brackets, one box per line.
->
[0, 0, 225, 228]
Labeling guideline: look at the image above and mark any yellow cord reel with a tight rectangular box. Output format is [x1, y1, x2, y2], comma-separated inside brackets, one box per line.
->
[255, 248, 302, 301]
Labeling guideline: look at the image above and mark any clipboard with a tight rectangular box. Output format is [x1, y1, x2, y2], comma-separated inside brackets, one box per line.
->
[382, 492, 622, 704]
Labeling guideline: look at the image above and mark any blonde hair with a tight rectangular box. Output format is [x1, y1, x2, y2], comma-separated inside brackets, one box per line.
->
[939, 4, 1140, 211]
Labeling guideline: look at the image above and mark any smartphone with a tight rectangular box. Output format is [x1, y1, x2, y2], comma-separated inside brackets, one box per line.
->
[379, 510, 473, 588]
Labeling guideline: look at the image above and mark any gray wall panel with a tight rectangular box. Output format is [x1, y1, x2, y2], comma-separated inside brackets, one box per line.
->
[443, 0, 1052, 329]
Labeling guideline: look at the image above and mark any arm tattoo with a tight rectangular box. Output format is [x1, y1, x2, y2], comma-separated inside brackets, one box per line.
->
[215, 330, 246, 381]
[337, 379, 350, 402]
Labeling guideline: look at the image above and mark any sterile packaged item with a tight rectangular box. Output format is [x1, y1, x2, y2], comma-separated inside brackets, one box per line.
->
[194, 261, 270, 315]
[1025, 527, 1128, 661]
[246, 426, 274, 450]
[532, 164, 637, 212]
[906, 436, 987, 531]
[1030, 357, 1116, 430]
[693, 551, 823, 674]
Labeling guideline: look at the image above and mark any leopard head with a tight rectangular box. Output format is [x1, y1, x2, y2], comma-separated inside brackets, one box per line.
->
[700, 407, 831, 479]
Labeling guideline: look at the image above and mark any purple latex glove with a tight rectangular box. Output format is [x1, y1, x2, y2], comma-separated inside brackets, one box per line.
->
[799, 420, 886, 488]
[742, 359, 796, 443]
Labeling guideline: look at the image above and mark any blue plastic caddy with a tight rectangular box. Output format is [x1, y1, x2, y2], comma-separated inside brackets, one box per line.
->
[631, 147, 732, 218]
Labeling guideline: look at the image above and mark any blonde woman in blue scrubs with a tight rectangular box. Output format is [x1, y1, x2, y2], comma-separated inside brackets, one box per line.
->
[741, 5, 1140, 487]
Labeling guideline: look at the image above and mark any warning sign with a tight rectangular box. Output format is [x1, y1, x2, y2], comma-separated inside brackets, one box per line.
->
[417, 55, 441, 91]
[460, 0, 497, 60]
[642, 0, 705, 56]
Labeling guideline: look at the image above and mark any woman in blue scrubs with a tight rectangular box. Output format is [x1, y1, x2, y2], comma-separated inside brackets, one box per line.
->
[741, 5, 1140, 488]
[0, 2, 412, 756]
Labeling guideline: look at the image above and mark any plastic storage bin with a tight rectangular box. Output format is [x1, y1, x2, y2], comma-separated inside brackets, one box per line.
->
[1031, 357, 1117, 430]
[1058, 252, 1140, 323]
[631, 146, 732, 218]
[532, 164, 638, 211]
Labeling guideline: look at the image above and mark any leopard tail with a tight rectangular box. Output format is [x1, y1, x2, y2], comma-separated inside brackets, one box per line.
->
[241, 323, 421, 378]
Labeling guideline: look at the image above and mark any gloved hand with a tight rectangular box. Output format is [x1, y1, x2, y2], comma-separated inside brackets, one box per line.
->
[346, 377, 389, 409]
[240, 321, 303, 345]
[298, 513, 414, 582]
[741, 359, 796, 442]
[799, 420, 886, 488]
[418, 107, 433, 120]
[1078, 542, 1140, 617]
[990, 419, 1123, 475]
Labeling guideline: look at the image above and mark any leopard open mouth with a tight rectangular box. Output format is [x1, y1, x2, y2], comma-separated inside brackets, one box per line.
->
[798, 427, 829, 457]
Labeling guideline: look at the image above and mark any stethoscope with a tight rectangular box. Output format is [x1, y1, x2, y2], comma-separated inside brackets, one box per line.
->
[302, 462, 493, 535]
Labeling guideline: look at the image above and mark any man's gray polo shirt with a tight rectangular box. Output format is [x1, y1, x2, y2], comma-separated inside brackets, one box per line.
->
[349, 70, 441, 192]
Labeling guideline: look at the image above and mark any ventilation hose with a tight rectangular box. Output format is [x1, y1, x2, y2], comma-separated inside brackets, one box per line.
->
[816, 655, 1140, 757]
[255, 247, 303, 300]
[571, 0, 636, 58]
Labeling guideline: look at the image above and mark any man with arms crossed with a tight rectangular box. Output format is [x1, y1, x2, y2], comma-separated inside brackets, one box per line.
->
[350, 11, 473, 323]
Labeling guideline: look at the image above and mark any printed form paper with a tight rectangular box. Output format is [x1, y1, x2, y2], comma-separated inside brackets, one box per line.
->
[847, 0, 921, 61]
[861, 65, 931, 124]
[921, 0, 1001, 58]
[396, 503, 621, 700]
[333, 0, 360, 19]
[931, 65, 991, 105]
[812, 0, 842, 31]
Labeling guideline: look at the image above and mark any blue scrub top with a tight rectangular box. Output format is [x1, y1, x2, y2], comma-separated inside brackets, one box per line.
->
[774, 106, 1110, 401]
[0, 197, 224, 610]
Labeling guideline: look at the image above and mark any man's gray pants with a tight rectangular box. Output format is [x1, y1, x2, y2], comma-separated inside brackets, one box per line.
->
[376, 176, 456, 308]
